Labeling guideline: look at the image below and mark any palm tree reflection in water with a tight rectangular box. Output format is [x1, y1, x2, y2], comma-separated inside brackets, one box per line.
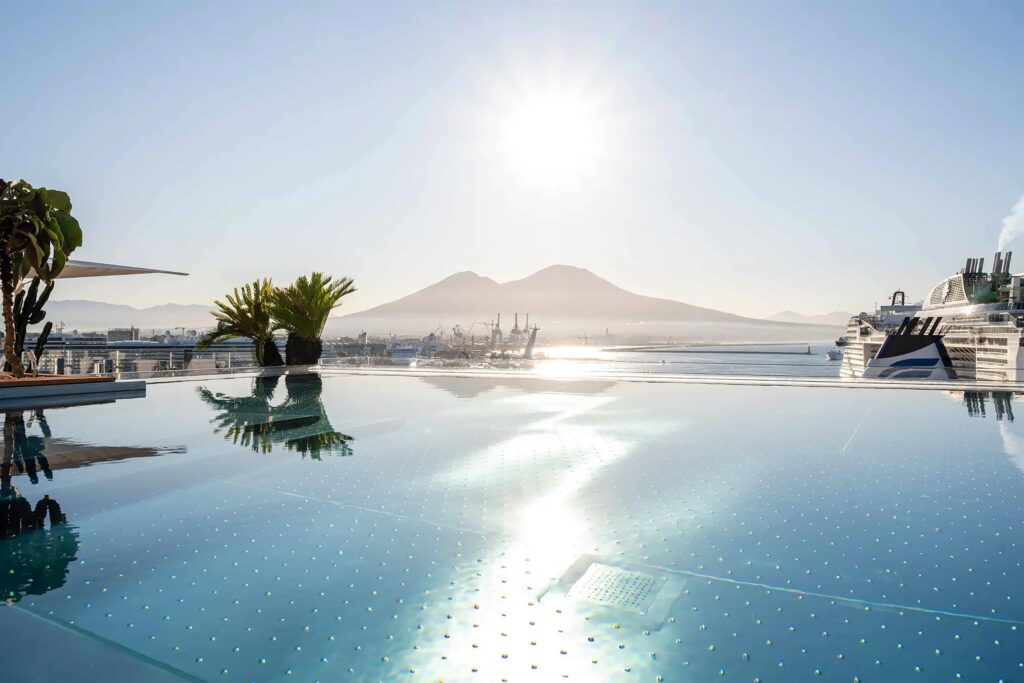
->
[197, 373, 354, 459]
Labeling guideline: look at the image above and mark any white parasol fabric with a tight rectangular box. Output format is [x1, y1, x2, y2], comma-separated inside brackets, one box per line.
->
[39, 260, 189, 279]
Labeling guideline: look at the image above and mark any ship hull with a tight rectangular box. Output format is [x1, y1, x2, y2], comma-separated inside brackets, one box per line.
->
[842, 308, 1024, 382]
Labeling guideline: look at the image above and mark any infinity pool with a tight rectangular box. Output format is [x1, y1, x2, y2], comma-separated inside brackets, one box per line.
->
[2, 371, 1023, 681]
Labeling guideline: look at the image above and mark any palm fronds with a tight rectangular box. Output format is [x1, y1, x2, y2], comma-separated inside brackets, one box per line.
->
[196, 279, 279, 366]
[270, 273, 356, 339]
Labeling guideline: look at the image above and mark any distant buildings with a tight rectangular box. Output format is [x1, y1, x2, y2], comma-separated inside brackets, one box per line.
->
[107, 326, 139, 342]
[21, 326, 256, 375]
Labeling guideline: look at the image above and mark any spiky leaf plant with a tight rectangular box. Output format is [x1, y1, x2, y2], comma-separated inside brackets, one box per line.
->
[270, 273, 356, 365]
[196, 279, 283, 367]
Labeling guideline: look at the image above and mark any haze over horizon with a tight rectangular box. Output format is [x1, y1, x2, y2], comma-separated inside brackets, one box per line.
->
[38, 264, 848, 340]
[5, 1, 1024, 319]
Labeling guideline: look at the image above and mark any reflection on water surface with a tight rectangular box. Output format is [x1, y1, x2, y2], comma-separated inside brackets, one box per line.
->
[2, 411, 78, 603]
[0, 373, 1023, 681]
[198, 373, 354, 458]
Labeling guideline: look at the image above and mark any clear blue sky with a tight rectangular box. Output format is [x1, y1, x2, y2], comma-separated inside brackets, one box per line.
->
[3, 0, 1024, 317]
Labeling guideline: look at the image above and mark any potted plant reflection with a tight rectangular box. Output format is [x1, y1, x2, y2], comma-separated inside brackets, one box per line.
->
[1, 410, 78, 603]
[197, 373, 353, 459]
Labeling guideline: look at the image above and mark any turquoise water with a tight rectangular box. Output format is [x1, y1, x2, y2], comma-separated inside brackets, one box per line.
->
[2, 372, 1023, 681]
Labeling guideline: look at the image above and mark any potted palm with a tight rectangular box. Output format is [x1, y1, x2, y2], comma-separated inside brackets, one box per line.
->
[270, 273, 356, 365]
[196, 280, 284, 366]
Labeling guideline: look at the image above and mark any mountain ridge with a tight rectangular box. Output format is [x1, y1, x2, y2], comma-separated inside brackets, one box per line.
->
[39, 299, 215, 330]
[334, 265, 835, 340]
[344, 264, 752, 323]
[35, 267, 841, 339]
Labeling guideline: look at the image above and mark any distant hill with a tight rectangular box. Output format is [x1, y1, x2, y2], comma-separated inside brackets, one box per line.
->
[40, 299, 214, 331]
[37, 267, 842, 342]
[350, 265, 749, 322]
[335, 265, 833, 340]
[766, 310, 852, 326]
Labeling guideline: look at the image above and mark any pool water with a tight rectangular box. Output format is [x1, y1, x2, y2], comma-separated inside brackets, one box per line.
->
[2, 371, 1023, 681]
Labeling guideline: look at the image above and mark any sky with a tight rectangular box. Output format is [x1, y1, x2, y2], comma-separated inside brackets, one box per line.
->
[3, 0, 1024, 319]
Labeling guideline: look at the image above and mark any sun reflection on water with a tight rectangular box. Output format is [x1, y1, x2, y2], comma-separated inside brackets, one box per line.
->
[403, 390, 637, 678]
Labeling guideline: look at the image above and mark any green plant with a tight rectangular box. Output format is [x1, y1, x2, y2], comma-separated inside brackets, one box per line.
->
[0, 180, 83, 377]
[4, 277, 54, 373]
[196, 280, 284, 367]
[270, 272, 356, 365]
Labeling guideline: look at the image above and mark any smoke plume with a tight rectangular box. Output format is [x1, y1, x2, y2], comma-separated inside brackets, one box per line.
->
[997, 194, 1024, 251]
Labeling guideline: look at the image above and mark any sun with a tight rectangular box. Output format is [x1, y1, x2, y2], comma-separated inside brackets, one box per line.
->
[468, 70, 614, 189]
[472, 65, 620, 189]
[498, 91, 600, 185]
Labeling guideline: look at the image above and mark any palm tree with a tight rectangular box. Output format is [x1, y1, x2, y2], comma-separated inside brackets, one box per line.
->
[0, 180, 82, 377]
[196, 280, 284, 367]
[270, 273, 356, 365]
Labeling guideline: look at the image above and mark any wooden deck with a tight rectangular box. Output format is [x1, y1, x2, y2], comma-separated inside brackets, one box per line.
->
[0, 374, 115, 389]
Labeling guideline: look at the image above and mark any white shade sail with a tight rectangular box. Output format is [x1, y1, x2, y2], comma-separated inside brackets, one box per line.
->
[36, 260, 189, 279]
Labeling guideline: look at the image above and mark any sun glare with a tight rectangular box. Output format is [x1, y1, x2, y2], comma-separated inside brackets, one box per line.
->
[497, 91, 602, 186]
[474, 69, 616, 189]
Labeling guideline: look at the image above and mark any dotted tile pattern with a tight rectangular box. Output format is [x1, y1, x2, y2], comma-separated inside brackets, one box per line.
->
[568, 563, 662, 613]
[2, 377, 1024, 682]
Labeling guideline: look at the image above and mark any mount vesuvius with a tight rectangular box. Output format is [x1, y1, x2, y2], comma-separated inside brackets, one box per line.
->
[334, 265, 834, 340]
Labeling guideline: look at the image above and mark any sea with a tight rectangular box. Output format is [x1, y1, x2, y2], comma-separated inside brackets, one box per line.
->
[324, 341, 845, 379]
[528, 341, 842, 378]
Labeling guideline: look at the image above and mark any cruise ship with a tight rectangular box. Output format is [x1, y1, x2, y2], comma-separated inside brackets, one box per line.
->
[842, 251, 1024, 381]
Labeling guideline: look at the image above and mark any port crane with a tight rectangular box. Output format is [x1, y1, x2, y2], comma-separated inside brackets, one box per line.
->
[509, 313, 521, 344]
[451, 316, 538, 350]
[448, 322, 491, 349]
[451, 324, 467, 347]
